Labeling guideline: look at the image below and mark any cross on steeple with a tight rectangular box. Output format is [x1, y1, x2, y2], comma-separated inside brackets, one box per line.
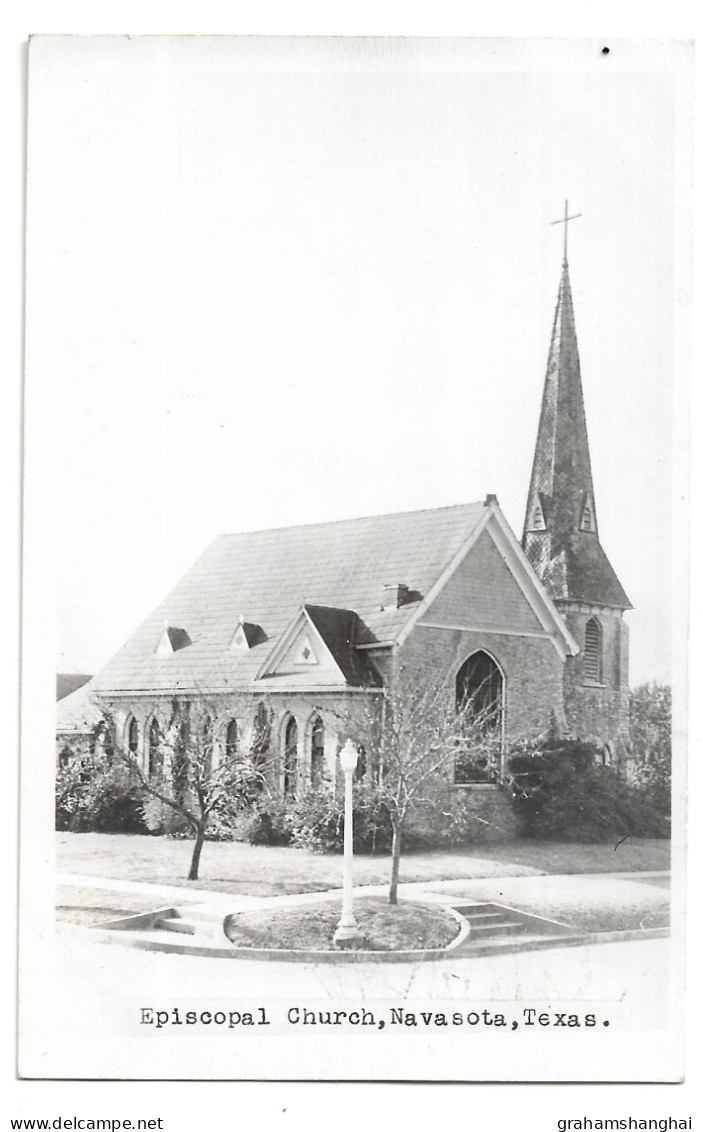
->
[551, 199, 582, 263]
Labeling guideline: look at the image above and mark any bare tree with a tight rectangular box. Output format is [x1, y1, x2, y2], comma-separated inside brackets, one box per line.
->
[341, 668, 503, 904]
[95, 691, 266, 880]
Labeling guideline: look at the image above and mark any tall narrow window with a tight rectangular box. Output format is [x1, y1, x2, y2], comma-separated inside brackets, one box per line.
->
[127, 717, 139, 757]
[354, 744, 367, 783]
[283, 716, 298, 797]
[454, 650, 503, 784]
[251, 704, 271, 760]
[148, 718, 162, 777]
[225, 718, 238, 758]
[310, 715, 325, 788]
[584, 618, 603, 682]
[201, 715, 213, 776]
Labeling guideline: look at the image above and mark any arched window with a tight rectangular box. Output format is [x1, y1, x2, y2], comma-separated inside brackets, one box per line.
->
[201, 715, 214, 776]
[251, 703, 271, 760]
[103, 726, 114, 765]
[283, 716, 298, 797]
[127, 716, 139, 757]
[310, 715, 325, 788]
[225, 718, 238, 758]
[584, 617, 603, 682]
[172, 706, 189, 800]
[147, 718, 162, 777]
[354, 744, 367, 783]
[455, 650, 504, 784]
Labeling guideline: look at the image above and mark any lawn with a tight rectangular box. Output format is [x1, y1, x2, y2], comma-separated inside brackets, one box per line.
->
[223, 897, 460, 952]
[447, 874, 670, 934]
[55, 885, 165, 926]
[56, 832, 670, 898]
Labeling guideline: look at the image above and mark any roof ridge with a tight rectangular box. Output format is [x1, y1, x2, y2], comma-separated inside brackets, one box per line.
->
[217, 500, 486, 540]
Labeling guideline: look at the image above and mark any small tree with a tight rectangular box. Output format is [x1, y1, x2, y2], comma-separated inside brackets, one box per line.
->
[341, 669, 503, 904]
[630, 681, 672, 831]
[96, 693, 265, 880]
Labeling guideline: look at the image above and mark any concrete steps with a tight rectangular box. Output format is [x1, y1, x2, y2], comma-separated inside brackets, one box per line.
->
[449, 901, 577, 955]
[154, 907, 228, 940]
[86, 897, 580, 961]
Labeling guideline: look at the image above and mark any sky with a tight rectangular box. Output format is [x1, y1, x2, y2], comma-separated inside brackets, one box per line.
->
[25, 37, 690, 687]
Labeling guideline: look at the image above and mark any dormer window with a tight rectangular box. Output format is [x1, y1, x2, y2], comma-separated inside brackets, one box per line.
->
[230, 618, 266, 651]
[580, 496, 595, 532]
[231, 624, 250, 651]
[155, 625, 191, 655]
[529, 499, 546, 531]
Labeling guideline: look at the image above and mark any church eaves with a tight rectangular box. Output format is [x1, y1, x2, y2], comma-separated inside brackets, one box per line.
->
[522, 257, 632, 610]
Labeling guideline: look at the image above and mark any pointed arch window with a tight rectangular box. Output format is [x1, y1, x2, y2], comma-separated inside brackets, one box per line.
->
[354, 744, 368, 783]
[310, 715, 325, 789]
[225, 718, 238, 758]
[283, 716, 298, 797]
[127, 716, 139, 757]
[454, 650, 504, 785]
[147, 718, 162, 777]
[584, 618, 603, 682]
[201, 715, 214, 776]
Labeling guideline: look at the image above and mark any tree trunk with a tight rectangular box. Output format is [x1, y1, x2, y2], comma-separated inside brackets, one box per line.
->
[188, 827, 206, 880]
[389, 821, 402, 905]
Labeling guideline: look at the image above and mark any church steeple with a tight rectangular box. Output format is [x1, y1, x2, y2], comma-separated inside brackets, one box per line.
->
[522, 239, 631, 610]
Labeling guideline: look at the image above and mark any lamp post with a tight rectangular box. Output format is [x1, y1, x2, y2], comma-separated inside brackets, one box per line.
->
[333, 739, 363, 949]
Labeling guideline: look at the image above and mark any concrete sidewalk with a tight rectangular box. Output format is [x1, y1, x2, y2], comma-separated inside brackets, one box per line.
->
[57, 867, 671, 917]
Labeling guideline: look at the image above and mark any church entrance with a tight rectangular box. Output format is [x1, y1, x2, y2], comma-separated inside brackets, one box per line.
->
[454, 650, 504, 784]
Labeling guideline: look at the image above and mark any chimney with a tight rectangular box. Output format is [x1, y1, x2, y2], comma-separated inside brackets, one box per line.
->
[484, 493, 498, 507]
[381, 582, 410, 610]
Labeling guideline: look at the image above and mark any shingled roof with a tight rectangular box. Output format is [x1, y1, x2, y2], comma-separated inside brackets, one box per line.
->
[56, 679, 101, 735]
[91, 501, 489, 694]
[522, 258, 631, 609]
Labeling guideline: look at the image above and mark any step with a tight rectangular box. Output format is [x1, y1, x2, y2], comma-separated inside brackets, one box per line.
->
[155, 915, 225, 940]
[467, 921, 526, 939]
[452, 903, 504, 916]
[96, 927, 236, 958]
[462, 910, 508, 922]
[174, 904, 232, 924]
[458, 932, 560, 955]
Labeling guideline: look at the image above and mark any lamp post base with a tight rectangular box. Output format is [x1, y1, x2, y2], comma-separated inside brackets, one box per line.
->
[333, 921, 364, 949]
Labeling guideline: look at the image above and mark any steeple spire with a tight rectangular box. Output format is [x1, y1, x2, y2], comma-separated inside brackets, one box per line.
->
[522, 235, 631, 609]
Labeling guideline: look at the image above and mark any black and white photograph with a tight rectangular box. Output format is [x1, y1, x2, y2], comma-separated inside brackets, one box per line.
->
[19, 34, 692, 1083]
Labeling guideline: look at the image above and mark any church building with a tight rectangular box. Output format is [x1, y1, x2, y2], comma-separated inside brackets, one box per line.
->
[56, 239, 632, 790]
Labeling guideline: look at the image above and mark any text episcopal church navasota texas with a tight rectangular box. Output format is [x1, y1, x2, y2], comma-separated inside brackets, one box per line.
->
[56, 226, 633, 796]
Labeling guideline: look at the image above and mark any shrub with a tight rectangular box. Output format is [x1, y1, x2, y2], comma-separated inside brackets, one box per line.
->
[245, 797, 294, 846]
[508, 738, 666, 842]
[406, 787, 517, 847]
[56, 756, 148, 834]
[288, 785, 393, 854]
[630, 682, 671, 835]
[285, 781, 516, 854]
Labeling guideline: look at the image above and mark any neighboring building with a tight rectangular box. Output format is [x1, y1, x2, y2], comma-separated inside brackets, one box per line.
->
[57, 674, 92, 701]
[56, 248, 632, 790]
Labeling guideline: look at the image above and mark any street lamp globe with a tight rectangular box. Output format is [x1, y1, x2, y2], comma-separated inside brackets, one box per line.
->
[339, 739, 359, 774]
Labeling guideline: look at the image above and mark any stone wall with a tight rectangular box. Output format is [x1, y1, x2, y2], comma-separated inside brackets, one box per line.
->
[558, 602, 631, 769]
[97, 690, 382, 796]
[397, 623, 567, 743]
